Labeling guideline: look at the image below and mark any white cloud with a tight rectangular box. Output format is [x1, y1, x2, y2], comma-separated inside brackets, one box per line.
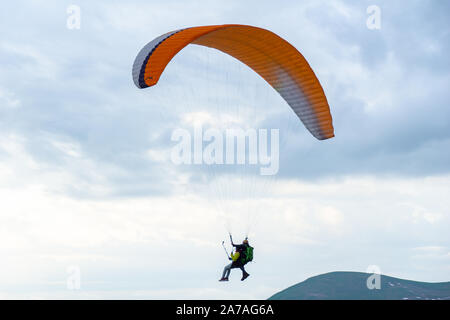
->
[0, 88, 21, 109]
[1, 42, 61, 81]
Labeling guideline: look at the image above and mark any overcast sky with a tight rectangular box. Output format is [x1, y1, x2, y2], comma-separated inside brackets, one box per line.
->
[0, 0, 449, 299]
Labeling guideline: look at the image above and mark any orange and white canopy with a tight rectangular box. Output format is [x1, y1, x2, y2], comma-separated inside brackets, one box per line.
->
[132, 24, 334, 140]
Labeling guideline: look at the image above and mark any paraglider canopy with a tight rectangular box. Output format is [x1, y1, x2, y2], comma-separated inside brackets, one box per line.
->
[132, 24, 334, 140]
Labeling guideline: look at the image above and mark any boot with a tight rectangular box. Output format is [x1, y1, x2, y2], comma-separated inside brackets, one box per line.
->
[219, 277, 229, 282]
[241, 272, 250, 281]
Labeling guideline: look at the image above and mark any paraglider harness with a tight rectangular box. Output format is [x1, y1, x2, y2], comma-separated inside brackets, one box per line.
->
[226, 234, 253, 265]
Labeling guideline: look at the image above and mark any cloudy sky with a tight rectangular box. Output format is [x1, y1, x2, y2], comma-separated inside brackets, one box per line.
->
[0, 0, 449, 299]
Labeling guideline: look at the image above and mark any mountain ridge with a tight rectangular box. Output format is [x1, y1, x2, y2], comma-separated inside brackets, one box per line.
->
[268, 271, 450, 300]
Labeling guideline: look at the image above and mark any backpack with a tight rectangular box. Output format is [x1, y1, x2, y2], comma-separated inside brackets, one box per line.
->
[241, 246, 254, 264]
